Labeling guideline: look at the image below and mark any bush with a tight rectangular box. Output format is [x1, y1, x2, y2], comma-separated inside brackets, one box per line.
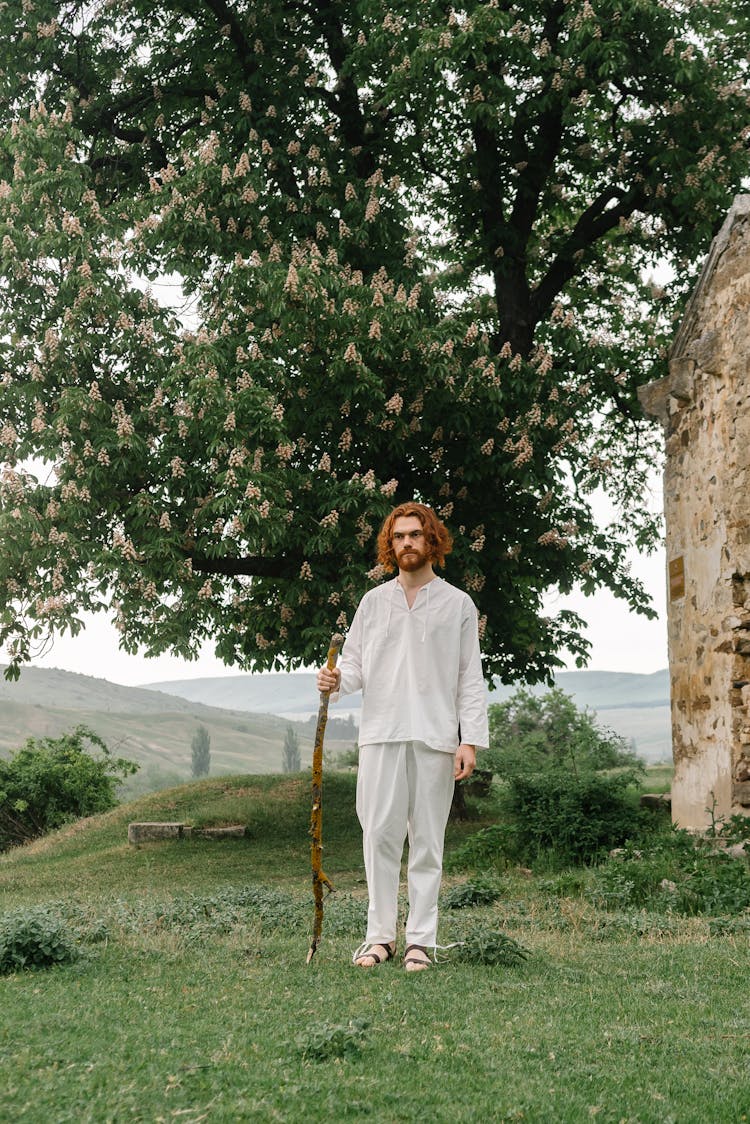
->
[451, 929, 529, 967]
[0, 726, 138, 850]
[480, 688, 644, 782]
[442, 876, 505, 909]
[444, 823, 516, 872]
[0, 908, 79, 974]
[505, 770, 644, 868]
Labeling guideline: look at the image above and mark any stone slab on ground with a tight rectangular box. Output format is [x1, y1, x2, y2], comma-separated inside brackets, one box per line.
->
[127, 822, 247, 843]
[194, 825, 247, 839]
[639, 793, 672, 810]
[127, 822, 191, 844]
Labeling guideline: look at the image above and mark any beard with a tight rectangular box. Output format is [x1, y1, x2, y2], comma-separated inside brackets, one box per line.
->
[396, 546, 429, 571]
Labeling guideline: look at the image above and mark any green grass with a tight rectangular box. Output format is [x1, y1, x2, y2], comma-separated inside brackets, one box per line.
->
[641, 762, 673, 795]
[1, 773, 748, 1124]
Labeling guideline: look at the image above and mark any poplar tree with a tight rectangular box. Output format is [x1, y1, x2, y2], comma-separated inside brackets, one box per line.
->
[282, 725, 302, 773]
[1, 1, 749, 682]
[191, 725, 211, 779]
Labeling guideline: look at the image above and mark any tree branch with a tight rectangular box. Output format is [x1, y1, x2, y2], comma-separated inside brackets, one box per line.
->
[187, 549, 303, 579]
[530, 185, 646, 323]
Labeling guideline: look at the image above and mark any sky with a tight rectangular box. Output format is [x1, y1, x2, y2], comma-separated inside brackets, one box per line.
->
[0, 538, 668, 687]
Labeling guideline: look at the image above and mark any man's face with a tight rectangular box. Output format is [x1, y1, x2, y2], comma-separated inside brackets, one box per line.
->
[392, 515, 430, 572]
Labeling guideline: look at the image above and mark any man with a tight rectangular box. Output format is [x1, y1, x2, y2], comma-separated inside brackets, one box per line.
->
[317, 502, 489, 971]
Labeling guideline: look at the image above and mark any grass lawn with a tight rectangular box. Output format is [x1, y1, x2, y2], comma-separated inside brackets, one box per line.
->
[1, 771, 748, 1124]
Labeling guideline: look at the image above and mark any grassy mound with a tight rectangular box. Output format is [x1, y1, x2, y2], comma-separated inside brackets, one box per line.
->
[0, 771, 362, 904]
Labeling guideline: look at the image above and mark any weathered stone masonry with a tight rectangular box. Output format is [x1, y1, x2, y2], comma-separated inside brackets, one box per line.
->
[640, 195, 750, 831]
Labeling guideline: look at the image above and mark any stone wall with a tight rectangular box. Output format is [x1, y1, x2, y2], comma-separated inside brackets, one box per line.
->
[640, 196, 750, 830]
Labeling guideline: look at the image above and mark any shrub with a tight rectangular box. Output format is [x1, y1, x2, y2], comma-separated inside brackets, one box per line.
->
[0, 908, 79, 974]
[444, 822, 516, 872]
[442, 876, 505, 909]
[504, 770, 644, 868]
[481, 688, 644, 782]
[0, 726, 138, 850]
[451, 928, 529, 967]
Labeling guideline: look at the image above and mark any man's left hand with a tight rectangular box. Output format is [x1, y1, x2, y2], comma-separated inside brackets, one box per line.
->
[454, 743, 476, 781]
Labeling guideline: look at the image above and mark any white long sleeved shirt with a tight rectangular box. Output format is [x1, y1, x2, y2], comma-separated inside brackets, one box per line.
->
[333, 576, 489, 754]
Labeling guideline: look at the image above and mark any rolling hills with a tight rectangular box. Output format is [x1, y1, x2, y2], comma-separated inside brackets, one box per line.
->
[0, 665, 329, 792]
[145, 667, 672, 762]
[0, 663, 672, 779]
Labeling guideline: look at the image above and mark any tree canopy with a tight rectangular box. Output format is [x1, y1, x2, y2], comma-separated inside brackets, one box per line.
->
[1, 0, 749, 681]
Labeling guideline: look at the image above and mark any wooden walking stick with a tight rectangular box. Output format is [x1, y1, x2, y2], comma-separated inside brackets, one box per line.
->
[306, 631, 343, 964]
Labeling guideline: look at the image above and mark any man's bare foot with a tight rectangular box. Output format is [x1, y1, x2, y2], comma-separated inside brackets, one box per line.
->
[353, 942, 396, 967]
[404, 944, 432, 971]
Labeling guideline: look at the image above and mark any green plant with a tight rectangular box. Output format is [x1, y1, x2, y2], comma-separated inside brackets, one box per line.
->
[444, 823, 516, 872]
[4, 5, 749, 691]
[282, 725, 301, 773]
[504, 769, 645, 868]
[296, 1018, 370, 1062]
[481, 689, 644, 783]
[0, 726, 138, 851]
[0, 908, 79, 974]
[442, 876, 505, 910]
[537, 871, 587, 899]
[717, 814, 750, 847]
[116, 884, 307, 938]
[191, 725, 211, 779]
[588, 833, 750, 916]
[451, 928, 529, 967]
[708, 916, 750, 937]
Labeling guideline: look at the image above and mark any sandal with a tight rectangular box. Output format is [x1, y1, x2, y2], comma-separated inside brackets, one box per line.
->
[404, 944, 432, 972]
[352, 941, 396, 967]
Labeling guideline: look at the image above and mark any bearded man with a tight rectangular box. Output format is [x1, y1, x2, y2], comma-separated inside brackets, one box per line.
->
[317, 502, 489, 971]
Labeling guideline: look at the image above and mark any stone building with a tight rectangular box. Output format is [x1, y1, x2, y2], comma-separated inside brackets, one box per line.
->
[640, 196, 750, 830]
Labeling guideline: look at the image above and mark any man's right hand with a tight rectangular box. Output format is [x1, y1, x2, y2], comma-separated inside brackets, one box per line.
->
[317, 666, 341, 694]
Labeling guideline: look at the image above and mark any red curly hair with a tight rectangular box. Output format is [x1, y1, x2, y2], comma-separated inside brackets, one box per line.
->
[376, 503, 453, 572]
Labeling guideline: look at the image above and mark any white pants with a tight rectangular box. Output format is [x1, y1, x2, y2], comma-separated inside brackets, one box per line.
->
[356, 740, 456, 948]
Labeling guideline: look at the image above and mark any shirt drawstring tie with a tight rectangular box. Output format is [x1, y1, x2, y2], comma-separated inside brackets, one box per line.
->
[385, 579, 397, 638]
[422, 578, 431, 642]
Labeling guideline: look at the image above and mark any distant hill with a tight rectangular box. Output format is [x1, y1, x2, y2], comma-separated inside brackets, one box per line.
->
[145, 667, 672, 763]
[0, 665, 336, 792]
[0, 664, 672, 772]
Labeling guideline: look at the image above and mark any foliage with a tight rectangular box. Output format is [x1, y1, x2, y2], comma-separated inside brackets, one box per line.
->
[281, 724, 301, 773]
[450, 928, 529, 967]
[0, 907, 79, 974]
[481, 687, 644, 781]
[114, 883, 307, 938]
[296, 1018, 370, 1063]
[708, 916, 750, 937]
[328, 743, 360, 770]
[712, 812, 750, 848]
[588, 833, 750, 916]
[0, 725, 137, 850]
[2, 3, 750, 680]
[504, 769, 644, 868]
[536, 871, 586, 899]
[190, 724, 211, 779]
[442, 875, 505, 909]
[444, 822, 516, 872]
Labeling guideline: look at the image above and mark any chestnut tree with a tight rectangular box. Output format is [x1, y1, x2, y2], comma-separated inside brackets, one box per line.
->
[1, 0, 749, 681]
